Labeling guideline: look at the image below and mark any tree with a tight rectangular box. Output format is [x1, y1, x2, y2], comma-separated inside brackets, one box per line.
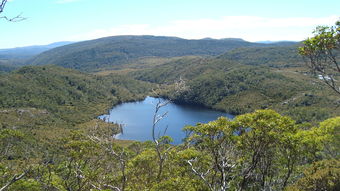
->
[151, 97, 172, 181]
[183, 109, 339, 191]
[299, 20, 340, 94]
[150, 79, 187, 182]
[286, 159, 340, 191]
[0, 129, 31, 191]
[233, 110, 302, 190]
[0, 0, 25, 22]
[184, 117, 239, 191]
[87, 121, 129, 191]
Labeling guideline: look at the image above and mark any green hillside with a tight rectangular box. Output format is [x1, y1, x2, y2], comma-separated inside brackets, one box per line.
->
[218, 45, 303, 67]
[1, 36, 339, 191]
[131, 55, 340, 123]
[0, 65, 152, 124]
[0, 62, 17, 73]
[1, 44, 339, 191]
[29, 35, 297, 71]
[6, 40, 336, 124]
[0, 42, 74, 68]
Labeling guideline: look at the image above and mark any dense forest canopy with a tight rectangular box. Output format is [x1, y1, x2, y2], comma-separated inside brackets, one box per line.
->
[27, 36, 297, 72]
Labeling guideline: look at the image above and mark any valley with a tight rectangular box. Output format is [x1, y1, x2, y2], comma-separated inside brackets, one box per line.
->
[1, 34, 339, 190]
[1, 0, 339, 189]
[1, 35, 339, 144]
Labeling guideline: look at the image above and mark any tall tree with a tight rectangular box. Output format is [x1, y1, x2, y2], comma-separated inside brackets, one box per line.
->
[299, 20, 340, 94]
[184, 110, 309, 191]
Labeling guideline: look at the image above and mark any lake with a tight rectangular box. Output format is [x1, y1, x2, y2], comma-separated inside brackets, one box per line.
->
[99, 96, 234, 144]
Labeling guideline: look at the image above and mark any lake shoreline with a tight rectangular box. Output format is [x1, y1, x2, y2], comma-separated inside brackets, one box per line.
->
[98, 96, 234, 144]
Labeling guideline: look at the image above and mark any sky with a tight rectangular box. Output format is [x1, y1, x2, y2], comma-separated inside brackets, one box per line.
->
[0, 0, 339, 49]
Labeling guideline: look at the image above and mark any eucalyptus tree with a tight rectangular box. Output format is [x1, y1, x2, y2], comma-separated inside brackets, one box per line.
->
[184, 110, 324, 191]
[299, 20, 340, 95]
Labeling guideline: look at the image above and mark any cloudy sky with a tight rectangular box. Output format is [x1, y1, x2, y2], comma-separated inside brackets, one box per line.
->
[0, 0, 339, 48]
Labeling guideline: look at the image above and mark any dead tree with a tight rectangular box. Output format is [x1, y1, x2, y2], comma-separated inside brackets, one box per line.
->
[0, 170, 29, 191]
[151, 97, 171, 181]
[151, 77, 188, 181]
[0, 0, 25, 22]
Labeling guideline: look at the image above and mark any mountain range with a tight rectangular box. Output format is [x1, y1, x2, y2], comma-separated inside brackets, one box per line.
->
[0, 41, 73, 60]
[25, 35, 298, 71]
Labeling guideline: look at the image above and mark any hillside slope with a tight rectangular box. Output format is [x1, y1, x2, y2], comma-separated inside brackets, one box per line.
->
[0, 65, 152, 124]
[0, 41, 73, 60]
[131, 56, 340, 122]
[0, 41, 74, 72]
[218, 45, 303, 67]
[29, 35, 297, 71]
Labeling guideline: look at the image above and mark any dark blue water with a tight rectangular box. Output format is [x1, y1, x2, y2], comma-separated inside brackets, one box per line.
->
[99, 97, 234, 144]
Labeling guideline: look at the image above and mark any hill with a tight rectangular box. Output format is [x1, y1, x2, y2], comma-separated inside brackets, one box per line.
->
[1, 39, 339, 191]
[131, 55, 340, 123]
[218, 45, 303, 68]
[29, 35, 298, 71]
[0, 65, 152, 124]
[0, 41, 73, 60]
[0, 41, 74, 72]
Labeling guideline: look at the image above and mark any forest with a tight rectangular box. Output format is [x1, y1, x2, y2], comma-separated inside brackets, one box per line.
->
[0, 2, 339, 189]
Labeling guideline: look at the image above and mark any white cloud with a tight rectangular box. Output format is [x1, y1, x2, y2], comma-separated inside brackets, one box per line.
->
[69, 15, 339, 42]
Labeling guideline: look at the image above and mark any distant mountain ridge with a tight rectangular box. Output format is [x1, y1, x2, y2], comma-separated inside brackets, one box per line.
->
[28, 35, 298, 71]
[0, 41, 74, 60]
[0, 41, 75, 72]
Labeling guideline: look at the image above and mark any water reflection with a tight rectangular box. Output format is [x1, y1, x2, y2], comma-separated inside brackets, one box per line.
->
[99, 97, 234, 144]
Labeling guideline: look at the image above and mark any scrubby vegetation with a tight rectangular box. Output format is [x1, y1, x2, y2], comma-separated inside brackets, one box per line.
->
[0, 65, 153, 124]
[28, 36, 296, 72]
[131, 55, 340, 123]
[1, 108, 339, 190]
[1, 24, 339, 190]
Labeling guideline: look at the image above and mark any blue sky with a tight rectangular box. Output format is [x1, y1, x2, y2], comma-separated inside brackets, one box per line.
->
[0, 0, 339, 48]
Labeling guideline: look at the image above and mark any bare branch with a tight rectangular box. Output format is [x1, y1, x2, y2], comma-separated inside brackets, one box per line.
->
[87, 121, 127, 191]
[104, 184, 122, 191]
[0, 0, 26, 22]
[187, 158, 214, 191]
[0, 0, 7, 14]
[0, 170, 28, 191]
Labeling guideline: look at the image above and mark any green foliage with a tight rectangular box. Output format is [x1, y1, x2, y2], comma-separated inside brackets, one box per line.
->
[287, 159, 340, 191]
[0, 128, 31, 160]
[0, 65, 153, 190]
[299, 21, 339, 58]
[29, 35, 296, 72]
[220, 45, 303, 68]
[299, 20, 340, 95]
[318, 116, 340, 158]
[127, 149, 159, 189]
[0, 65, 113, 123]
[184, 110, 337, 190]
[294, 116, 340, 161]
[0, 65, 152, 124]
[150, 177, 204, 191]
[132, 55, 340, 122]
[1, 108, 338, 190]
[1, 33, 339, 191]
[8, 179, 40, 191]
[0, 62, 17, 73]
